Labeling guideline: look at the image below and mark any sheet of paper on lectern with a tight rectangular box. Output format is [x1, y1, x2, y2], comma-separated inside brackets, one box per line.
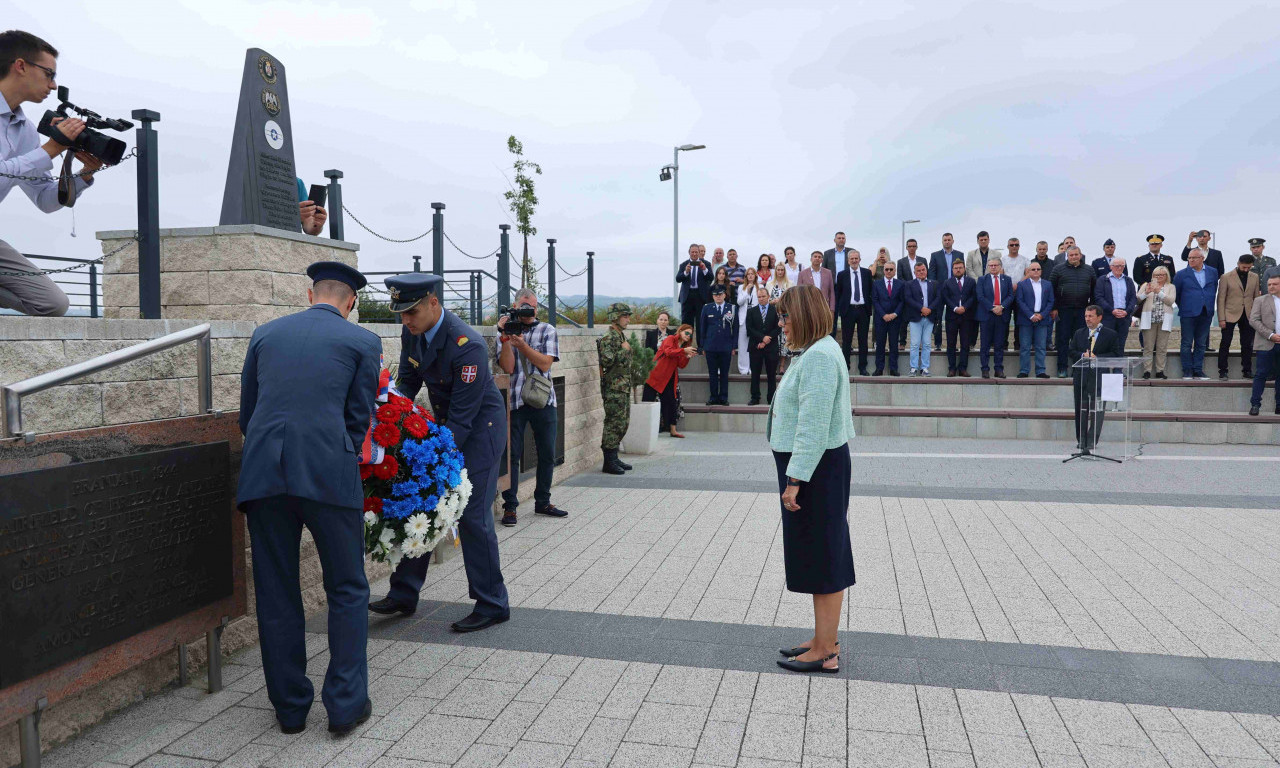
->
[1100, 373, 1124, 402]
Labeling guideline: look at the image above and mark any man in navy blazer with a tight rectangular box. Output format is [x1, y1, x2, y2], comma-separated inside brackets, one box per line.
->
[1014, 261, 1055, 377]
[835, 250, 874, 375]
[370, 272, 512, 632]
[872, 261, 905, 375]
[929, 234, 965, 351]
[675, 243, 712, 338]
[1093, 256, 1138, 350]
[1173, 248, 1220, 379]
[238, 261, 382, 735]
[975, 258, 1015, 377]
[902, 261, 942, 375]
[940, 259, 977, 376]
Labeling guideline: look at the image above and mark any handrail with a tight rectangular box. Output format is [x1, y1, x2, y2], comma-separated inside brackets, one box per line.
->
[2, 323, 213, 438]
[555, 311, 582, 328]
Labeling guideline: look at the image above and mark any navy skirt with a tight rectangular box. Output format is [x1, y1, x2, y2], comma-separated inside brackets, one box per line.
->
[774, 446, 856, 595]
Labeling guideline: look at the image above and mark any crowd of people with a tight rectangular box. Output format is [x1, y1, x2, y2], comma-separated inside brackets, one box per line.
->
[673, 233, 1280, 415]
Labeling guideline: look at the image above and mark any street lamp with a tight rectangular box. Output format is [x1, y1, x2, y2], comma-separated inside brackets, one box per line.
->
[661, 143, 707, 314]
[901, 219, 921, 265]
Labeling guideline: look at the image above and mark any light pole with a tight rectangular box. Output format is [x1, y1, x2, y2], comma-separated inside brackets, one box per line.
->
[662, 143, 706, 314]
[901, 219, 920, 264]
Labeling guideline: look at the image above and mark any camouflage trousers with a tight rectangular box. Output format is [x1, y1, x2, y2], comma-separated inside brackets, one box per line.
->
[601, 389, 632, 450]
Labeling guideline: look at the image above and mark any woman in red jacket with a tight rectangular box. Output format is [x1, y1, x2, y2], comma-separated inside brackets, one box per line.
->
[644, 323, 697, 438]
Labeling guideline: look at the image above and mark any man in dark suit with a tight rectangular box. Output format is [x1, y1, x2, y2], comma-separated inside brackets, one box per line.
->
[238, 261, 381, 736]
[898, 239, 929, 347]
[370, 273, 511, 632]
[975, 258, 1014, 378]
[675, 243, 711, 337]
[1014, 261, 1055, 378]
[872, 262, 905, 375]
[940, 258, 977, 376]
[823, 231, 852, 341]
[902, 261, 942, 375]
[1093, 257, 1137, 350]
[835, 249, 873, 375]
[1090, 239, 1129, 278]
[1069, 305, 1122, 451]
[930, 233, 966, 352]
[1134, 234, 1176, 287]
[700, 284, 737, 405]
[1182, 229, 1226, 276]
[1173, 248, 1221, 379]
[746, 286, 780, 404]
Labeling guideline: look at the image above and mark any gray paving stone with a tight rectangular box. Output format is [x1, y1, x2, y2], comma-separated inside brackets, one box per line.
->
[646, 665, 723, 707]
[260, 712, 378, 768]
[848, 680, 921, 735]
[454, 743, 510, 768]
[386, 714, 489, 764]
[515, 674, 568, 704]
[496, 740, 572, 767]
[165, 706, 273, 762]
[568, 717, 629, 764]
[624, 701, 709, 749]
[219, 743, 281, 767]
[416, 664, 474, 700]
[955, 690, 1023, 737]
[1145, 729, 1216, 768]
[135, 756, 217, 767]
[521, 697, 600, 745]
[741, 711, 804, 762]
[966, 732, 1039, 768]
[1171, 708, 1272, 760]
[708, 694, 753, 724]
[477, 701, 544, 748]
[1036, 755, 1087, 768]
[717, 670, 759, 700]
[555, 658, 628, 702]
[363, 696, 436, 742]
[539, 655, 584, 678]
[917, 686, 971, 754]
[802, 714, 846, 760]
[177, 689, 249, 723]
[1054, 698, 1153, 749]
[323, 737, 390, 768]
[433, 679, 522, 720]
[101, 719, 199, 765]
[1073, 743, 1172, 768]
[846, 730, 928, 767]
[468, 650, 552, 685]
[607, 742, 694, 768]
[752, 672, 809, 715]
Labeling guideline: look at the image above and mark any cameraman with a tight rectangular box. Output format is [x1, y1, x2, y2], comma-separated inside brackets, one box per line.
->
[0, 30, 102, 316]
[496, 288, 569, 526]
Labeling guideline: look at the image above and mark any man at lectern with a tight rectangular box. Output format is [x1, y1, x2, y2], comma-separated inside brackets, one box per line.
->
[1068, 305, 1121, 451]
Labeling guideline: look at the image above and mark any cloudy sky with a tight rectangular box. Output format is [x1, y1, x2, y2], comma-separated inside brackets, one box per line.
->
[7, 0, 1279, 304]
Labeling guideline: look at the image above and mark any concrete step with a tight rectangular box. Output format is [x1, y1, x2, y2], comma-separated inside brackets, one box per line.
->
[678, 404, 1280, 445]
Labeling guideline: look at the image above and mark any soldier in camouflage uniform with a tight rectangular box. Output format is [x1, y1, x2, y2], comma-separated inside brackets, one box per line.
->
[599, 303, 633, 475]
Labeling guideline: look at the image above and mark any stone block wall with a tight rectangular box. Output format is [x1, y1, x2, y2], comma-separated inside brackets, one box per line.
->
[97, 225, 359, 323]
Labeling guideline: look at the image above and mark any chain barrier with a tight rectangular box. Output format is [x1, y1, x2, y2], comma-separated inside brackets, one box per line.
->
[442, 231, 499, 261]
[0, 147, 138, 184]
[340, 204, 433, 243]
[556, 262, 588, 278]
[0, 235, 138, 277]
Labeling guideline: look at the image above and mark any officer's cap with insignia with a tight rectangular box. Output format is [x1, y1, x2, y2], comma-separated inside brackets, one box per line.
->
[710, 284, 726, 296]
[306, 261, 367, 292]
[607, 302, 632, 322]
[1103, 238, 1115, 247]
[384, 273, 443, 312]
[1249, 237, 1266, 247]
[1147, 234, 1165, 244]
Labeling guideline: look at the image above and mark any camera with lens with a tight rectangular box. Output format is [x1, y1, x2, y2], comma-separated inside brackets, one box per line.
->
[500, 305, 537, 334]
[37, 86, 133, 165]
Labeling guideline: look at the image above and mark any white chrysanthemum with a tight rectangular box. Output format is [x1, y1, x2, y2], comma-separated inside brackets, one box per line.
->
[378, 527, 395, 546]
[363, 511, 377, 527]
[406, 512, 431, 541]
[387, 545, 403, 569]
[434, 493, 458, 519]
[403, 536, 429, 559]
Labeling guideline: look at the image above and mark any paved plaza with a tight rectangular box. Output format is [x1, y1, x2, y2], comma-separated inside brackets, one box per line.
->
[40, 435, 1280, 767]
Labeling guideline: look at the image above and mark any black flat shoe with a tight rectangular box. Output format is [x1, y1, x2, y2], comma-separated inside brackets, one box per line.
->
[451, 611, 509, 633]
[777, 651, 840, 674]
[329, 699, 372, 736]
[779, 641, 838, 657]
[368, 597, 416, 616]
[278, 720, 306, 735]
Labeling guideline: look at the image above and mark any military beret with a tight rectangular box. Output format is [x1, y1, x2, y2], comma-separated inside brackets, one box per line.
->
[384, 272, 442, 313]
[305, 261, 367, 292]
[710, 284, 726, 295]
[1146, 234, 1164, 244]
[1249, 237, 1266, 247]
[1103, 238, 1115, 247]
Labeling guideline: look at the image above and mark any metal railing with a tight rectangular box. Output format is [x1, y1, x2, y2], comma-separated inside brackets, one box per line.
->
[2, 324, 212, 438]
[16, 254, 102, 317]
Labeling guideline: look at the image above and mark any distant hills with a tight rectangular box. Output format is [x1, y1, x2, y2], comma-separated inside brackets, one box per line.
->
[557, 295, 669, 308]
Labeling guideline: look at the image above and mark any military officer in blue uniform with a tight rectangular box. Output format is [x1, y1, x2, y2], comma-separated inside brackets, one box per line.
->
[368, 272, 511, 632]
[238, 261, 381, 736]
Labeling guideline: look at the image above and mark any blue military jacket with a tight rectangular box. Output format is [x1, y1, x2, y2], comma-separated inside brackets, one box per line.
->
[396, 309, 506, 472]
[699, 300, 737, 353]
[237, 303, 382, 510]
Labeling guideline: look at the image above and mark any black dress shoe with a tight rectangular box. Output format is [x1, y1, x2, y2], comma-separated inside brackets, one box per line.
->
[1155, 372, 1167, 379]
[889, 370, 901, 377]
[776, 651, 840, 674]
[1142, 372, 1150, 380]
[329, 699, 372, 736]
[747, 399, 760, 406]
[959, 370, 971, 377]
[1037, 373, 1050, 379]
[981, 369, 990, 379]
[1249, 406, 1260, 416]
[535, 505, 568, 518]
[368, 597, 415, 616]
[1220, 373, 1229, 381]
[451, 611, 509, 633]
[859, 369, 870, 377]
[1016, 373, 1029, 378]
[994, 370, 1006, 379]
[278, 720, 306, 735]
[872, 369, 884, 376]
[501, 508, 517, 527]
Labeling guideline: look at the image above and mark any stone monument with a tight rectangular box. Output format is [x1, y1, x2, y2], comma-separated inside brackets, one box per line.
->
[219, 48, 300, 231]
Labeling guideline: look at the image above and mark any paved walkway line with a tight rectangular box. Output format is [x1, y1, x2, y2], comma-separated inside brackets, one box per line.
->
[668, 450, 1280, 462]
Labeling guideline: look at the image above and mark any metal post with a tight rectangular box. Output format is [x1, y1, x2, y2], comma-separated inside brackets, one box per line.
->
[498, 225, 511, 310]
[323, 169, 344, 241]
[546, 239, 557, 326]
[431, 203, 445, 301]
[468, 273, 478, 324]
[586, 252, 595, 328]
[89, 263, 99, 318]
[207, 621, 225, 693]
[413, 255, 421, 273]
[196, 334, 212, 413]
[672, 146, 679, 315]
[18, 699, 44, 768]
[474, 271, 484, 323]
[177, 642, 189, 687]
[133, 109, 161, 320]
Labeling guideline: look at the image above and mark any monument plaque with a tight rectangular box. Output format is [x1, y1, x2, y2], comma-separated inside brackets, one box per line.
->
[0, 443, 233, 689]
[219, 48, 301, 231]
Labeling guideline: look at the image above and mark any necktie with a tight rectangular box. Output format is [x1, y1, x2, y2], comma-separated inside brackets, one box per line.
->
[853, 272, 861, 303]
[887, 279, 892, 296]
[692, 265, 698, 288]
[993, 276, 1001, 305]
[1089, 331, 1097, 354]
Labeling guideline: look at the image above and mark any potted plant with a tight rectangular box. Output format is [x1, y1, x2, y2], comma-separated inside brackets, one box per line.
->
[621, 332, 660, 455]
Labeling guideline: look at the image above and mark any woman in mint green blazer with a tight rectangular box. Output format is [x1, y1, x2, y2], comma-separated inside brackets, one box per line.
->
[769, 285, 856, 674]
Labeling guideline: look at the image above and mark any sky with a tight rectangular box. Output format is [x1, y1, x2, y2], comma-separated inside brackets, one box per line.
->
[6, 0, 1280, 306]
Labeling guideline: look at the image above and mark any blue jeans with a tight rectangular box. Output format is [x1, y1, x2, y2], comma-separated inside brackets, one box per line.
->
[909, 318, 934, 371]
[502, 404, 557, 512]
[1252, 348, 1280, 408]
[1018, 322, 1050, 375]
[1180, 312, 1212, 374]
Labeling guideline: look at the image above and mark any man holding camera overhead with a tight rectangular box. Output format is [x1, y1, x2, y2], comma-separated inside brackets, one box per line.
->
[0, 30, 103, 316]
[496, 288, 569, 527]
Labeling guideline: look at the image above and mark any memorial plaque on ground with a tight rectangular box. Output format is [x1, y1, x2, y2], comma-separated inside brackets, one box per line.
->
[219, 48, 301, 231]
[0, 443, 233, 689]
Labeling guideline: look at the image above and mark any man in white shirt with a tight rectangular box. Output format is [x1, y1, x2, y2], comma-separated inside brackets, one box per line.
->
[1015, 261, 1054, 378]
[798, 250, 835, 313]
[0, 30, 102, 316]
[1001, 237, 1031, 352]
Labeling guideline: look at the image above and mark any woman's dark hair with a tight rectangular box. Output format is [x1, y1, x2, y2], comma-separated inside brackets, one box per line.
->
[784, 246, 796, 256]
[714, 266, 728, 283]
[656, 310, 670, 321]
[778, 285, 832, 350]
[0, 30, 57, 78]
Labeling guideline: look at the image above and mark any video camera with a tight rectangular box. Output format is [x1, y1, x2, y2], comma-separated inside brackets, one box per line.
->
[37, 87, 132, 165]
[500, 305, 537, 335]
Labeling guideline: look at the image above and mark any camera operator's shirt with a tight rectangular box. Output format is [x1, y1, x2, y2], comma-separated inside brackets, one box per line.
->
[496, 321, 559, 409]
[1, 102, 92, 211]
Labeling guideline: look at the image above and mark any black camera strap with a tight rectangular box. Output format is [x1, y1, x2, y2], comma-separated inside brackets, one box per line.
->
[57, 149, 78, 208]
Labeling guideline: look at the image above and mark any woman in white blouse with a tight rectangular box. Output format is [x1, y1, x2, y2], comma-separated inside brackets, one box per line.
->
[770, 263, 794, 368]
[736, 267, 761, 374]
[1136, 265, 1177, 379]
[782, 247, 802, 285]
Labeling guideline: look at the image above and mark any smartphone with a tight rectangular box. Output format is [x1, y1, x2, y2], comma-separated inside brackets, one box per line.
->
[308, 184, 327, 209]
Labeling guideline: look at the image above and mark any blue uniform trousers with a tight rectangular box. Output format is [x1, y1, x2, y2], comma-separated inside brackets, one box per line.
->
[705, 350, 731, 401]
[387, 461, 509, 618]
[244, 495, 369, 727]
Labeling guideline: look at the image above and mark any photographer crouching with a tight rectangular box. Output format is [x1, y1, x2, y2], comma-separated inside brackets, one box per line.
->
[1, 30, 108, 316]
[496, 288, 569, 526]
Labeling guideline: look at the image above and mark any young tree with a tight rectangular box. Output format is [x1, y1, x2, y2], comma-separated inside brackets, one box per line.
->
[503, 136, 542, 291]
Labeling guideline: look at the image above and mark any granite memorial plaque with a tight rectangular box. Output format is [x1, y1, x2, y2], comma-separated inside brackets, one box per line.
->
[0, 443, 233, 689]
[219, 48, 301, 231]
